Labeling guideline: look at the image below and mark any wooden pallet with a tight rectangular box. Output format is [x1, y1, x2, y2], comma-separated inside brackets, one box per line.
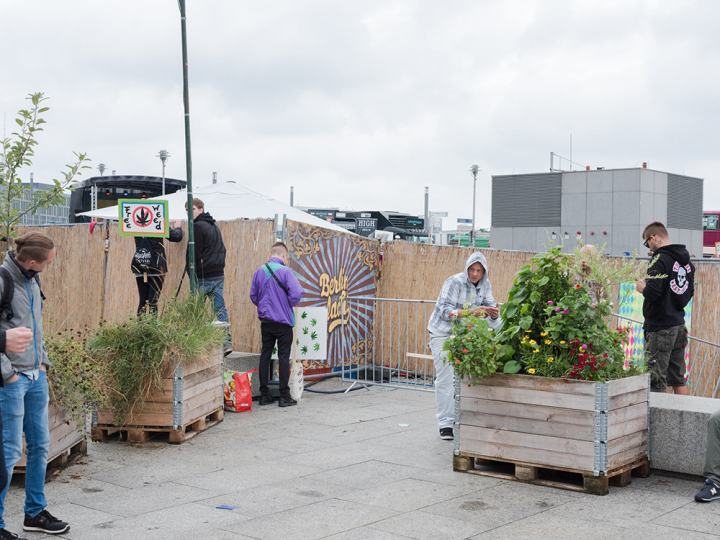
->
[91, 407, 224, 444]
[453, 452, 650, 495]
[14, 437, 88, 479]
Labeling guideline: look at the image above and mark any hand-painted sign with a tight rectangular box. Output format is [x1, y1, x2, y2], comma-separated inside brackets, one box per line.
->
[118, 199, 169, 237]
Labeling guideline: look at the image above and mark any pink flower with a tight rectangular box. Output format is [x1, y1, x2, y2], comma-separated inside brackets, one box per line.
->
[563, 310, 569, 314]
[581, 344, 588, 350]
[555, 307, 561, 312]
[462, 349, 468, 354]
[547, 301, 553, 305]
[455, 360, 460, 365]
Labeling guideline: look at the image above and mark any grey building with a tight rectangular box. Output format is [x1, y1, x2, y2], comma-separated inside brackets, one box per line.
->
[490, 168, 703, 257]
[4, 181, 71, 226]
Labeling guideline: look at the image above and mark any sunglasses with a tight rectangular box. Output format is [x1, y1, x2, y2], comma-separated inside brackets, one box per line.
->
[643, 235, 655, 249]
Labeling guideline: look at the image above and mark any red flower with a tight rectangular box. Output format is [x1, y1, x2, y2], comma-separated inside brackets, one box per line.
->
[468, 325, 473, 329]
[462, 349, 468, 353]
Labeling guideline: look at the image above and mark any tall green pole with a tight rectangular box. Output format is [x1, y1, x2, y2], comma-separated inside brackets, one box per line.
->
[179, 0, 196, 292]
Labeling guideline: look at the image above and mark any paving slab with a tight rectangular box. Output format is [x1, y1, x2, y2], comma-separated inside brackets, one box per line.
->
[0, 377, 715, 539]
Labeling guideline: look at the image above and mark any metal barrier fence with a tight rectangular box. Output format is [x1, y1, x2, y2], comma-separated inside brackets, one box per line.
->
[339, 297, 437, 392]
[614, 314, 720, 398]
[337, 298, 720, 398]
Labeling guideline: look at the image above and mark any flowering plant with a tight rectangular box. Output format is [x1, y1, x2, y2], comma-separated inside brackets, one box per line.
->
[443, 314, 507, 381]
[446, 245, 651, 382]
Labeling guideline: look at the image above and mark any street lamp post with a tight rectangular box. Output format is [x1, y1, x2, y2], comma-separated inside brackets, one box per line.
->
[158, 150, 170, 195]
[470, 164, 480, 246]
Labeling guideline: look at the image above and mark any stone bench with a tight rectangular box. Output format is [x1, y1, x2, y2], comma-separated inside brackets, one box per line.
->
[649, 393, 720, 476]
[223, 352, 261, 397]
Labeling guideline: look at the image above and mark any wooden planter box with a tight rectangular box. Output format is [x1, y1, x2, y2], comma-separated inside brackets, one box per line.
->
[453, 373, 650, 495]
[15, 403, 86, 475]
[91, 352, 224, 444]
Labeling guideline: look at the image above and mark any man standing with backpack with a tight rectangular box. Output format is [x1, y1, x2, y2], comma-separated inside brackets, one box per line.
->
[250, 242, 303, 407]
[0, 232, 69, 538]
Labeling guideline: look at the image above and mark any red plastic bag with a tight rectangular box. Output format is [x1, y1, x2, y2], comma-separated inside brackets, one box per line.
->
[223, 369, 256, 412]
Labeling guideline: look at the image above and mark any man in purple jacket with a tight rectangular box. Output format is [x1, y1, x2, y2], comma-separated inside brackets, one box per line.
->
[250, 242, 304, 407]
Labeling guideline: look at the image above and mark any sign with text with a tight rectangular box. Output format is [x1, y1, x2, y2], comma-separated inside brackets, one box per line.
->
[430, 211, 448, 218]
[457, 218, 472, 224]
[118, 199, 169, 237]
[356, 218, 378, 237]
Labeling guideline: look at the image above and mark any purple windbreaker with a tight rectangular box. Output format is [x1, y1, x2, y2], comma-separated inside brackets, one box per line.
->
[249, 257, 303, 327]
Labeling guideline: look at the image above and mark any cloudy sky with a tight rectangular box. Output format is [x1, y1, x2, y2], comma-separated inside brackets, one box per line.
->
[1, 0, 718, 230]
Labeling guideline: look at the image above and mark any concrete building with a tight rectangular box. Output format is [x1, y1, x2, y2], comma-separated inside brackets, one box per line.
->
[3, 180, 71, 226]
[490, 167, 703, 257]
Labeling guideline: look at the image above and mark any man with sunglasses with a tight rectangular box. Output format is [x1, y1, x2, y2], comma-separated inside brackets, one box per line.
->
[635, 222, 694, 394]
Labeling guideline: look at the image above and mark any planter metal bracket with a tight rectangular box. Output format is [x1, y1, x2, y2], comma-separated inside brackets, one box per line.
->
[593, 382, 609, 475]
[453, 376, 460, 456]
[594, 383, 608, 413]
[173, 364, 184, 430]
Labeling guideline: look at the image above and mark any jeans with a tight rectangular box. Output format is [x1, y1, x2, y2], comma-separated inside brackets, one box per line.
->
[429, 335, 454, 430]
[197, 277, 231, 346]
[0, 371, 49, 525]
[259, 322, 294, 398]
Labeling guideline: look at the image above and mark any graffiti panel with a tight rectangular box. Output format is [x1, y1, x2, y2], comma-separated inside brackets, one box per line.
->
[286, 220, 380, 370]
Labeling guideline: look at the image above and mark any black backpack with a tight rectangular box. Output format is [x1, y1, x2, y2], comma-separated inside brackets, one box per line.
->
[0, 266, 45, 322]
[131, 237, 167, 275]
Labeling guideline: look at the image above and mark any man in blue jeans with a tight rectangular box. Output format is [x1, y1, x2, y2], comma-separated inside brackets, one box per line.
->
[0, 232, 69, 539]
[185, 198, 232, 355]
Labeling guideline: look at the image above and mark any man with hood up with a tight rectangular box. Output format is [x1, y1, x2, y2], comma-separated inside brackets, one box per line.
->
[636, 221, 694, 394]
[427, 252, 500, 440]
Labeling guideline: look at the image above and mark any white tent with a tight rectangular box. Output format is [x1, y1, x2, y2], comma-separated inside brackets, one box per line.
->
[78, 181, 353, 234]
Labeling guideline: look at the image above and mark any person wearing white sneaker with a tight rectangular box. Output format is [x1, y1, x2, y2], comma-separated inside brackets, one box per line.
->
[695, 408, 720, 503]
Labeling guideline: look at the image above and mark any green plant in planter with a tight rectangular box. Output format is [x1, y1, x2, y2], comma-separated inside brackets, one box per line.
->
[45, 329, 112, 431]
[88, 293, 226, 424]
[446, 244, 655, 383]
[444, 314, 501, 380]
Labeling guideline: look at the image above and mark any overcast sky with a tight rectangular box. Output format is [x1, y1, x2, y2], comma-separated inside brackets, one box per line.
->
[2, 0, 718, 230]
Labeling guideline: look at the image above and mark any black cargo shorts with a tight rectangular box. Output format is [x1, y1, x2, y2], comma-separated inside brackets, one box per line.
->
[644, 324, 688, 392]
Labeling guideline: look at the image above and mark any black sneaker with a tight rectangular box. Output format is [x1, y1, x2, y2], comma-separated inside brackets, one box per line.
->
[23, 509, 69, 535]
[278, 396, 297, 407]
[258, 394, 274, 406]
[439, 427, 454, 440]
[0, 529, 27, 540]
[223, 346, 233, 357]
[695, 478, 720, 502]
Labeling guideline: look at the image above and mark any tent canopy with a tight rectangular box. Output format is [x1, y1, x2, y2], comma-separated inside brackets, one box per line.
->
[78, 181, 352, 234]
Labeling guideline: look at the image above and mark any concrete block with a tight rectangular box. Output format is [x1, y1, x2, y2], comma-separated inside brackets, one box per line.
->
[649, 393, 720, 476]
[561, 193, 587, 227]
[561, 172, 587, 194]
[513, 227, 539, 252]
[639, 191, 654, 226]
[490, 227, 513, 251]
[613, 191, 640, 226]
[586, 170, 613, 193]
[586, 193, 613, 224]
[640, 169, 655, 193]
[224, 352, 261, 396]
[653, 192, 668, 223]
[613, 225, 644, 255]
[654, 171, 668, 195]
[690, 230, 704, 259]
[613, 169, 641, 192]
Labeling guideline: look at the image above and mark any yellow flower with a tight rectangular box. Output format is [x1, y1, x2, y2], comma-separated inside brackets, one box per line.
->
[525, 330, 531, 333]
[529, 340, 536, 345]
[528, 368, 536, 374]
[545, 340, 552, 345]
[541, 332, 549, 336]
[533, 350, 539, 354]
[547, 357, 554, 362]
[560, 341, 566, 344]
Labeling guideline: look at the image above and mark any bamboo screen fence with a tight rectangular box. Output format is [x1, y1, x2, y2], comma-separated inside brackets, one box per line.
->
[376, 242, 720, 397]
[2, 227, 719, 396]
[3, 219, 275, 353]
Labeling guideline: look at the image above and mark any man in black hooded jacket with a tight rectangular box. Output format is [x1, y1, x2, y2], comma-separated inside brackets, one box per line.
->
[636, 221, 694, 394]
[185, 198, 232, 355]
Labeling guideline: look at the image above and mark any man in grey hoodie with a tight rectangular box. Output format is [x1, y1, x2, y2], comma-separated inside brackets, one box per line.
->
[0, 232, 69, 539]
[427, 252, 499, 440]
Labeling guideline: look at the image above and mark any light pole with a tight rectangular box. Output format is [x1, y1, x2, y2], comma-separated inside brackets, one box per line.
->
[158, 150, 170, 195]
[97, 163, 106, 176]
[470, 164, 480, 246]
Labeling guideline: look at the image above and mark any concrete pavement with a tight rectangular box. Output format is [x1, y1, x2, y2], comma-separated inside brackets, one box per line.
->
[3, 378, 719, 539]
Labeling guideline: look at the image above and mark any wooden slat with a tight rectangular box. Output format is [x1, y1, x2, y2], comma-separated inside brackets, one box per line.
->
[458, 439, 595, 471]
[607, 430, 647, 455]
[607, 374, 650, 398]
[460, 384, 596, 411]
[607, 402, 647, 424]
[608, 388, 647, 410]
[463, 373, 597, 396]
[461, 397, 596, 427]
[607, 444, 648, 470]
[460, 425, 595, 457]
[152, 377, 222, 404]
[607, 416, 648, 441]
[459, 404, 595, 441]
